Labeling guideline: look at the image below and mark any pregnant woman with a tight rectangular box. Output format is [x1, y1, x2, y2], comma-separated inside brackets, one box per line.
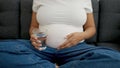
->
[30, 0, 96, 49]
[29, 0, 120, 68]
[1, 0, 120, 68]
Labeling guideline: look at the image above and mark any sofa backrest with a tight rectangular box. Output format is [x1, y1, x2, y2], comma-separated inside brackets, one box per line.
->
[0, 0, 33, 39]
[0, 0, 120, 51]
[97, 0, 120, 51]
[20, 0, 33, 39]
[0, 0, 20, 39]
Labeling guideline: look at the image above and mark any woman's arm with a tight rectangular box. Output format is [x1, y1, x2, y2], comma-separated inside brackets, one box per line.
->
[83, 13, 96, 39]
[29, 12, 42, 49]
[29, 12, 39, 36]
[58, 13, 96, 49]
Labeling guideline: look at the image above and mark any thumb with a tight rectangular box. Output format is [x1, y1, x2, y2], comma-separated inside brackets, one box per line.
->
[31, 34, 38, 40]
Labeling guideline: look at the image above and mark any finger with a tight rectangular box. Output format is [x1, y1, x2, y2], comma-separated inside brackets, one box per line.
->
[58, 40, 71, 49]
[34, 44, 42, 50]
[62, 37, 74, 46]
[34, 46, 39, 50]
[60, 33, 73, 47]
[65, 33, 73, 39]
[30, 38, 36, 42]
[59, 40, 78, 49]
[31, 34, 38, 40]
[71, 39, 78, 45]
[68, 37, 79, 46]
[36, 40, 42, 44]
[59, 35, 74, 48]
[59, 43, 72, 49]
[58, 40, 69, 48]
[58, 37, 78, 49]
[30, 37, 38, 42]
[32, 42, 42, 47]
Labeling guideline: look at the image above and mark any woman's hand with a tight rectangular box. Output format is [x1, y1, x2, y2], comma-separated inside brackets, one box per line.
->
[58, 32, 86, 49]
[30, 34, 42, 49]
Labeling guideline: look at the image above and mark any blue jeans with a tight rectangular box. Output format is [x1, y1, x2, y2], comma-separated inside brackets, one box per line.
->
[0, 39, 120, 68]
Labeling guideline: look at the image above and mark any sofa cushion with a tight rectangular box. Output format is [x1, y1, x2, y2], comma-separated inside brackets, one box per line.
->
[98, 0, 120, 50]
[20, 0, 33, 39]
[0, 0, 20, 39]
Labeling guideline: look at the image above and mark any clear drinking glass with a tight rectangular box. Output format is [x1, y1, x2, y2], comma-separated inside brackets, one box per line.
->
[32, 28, 47, 50]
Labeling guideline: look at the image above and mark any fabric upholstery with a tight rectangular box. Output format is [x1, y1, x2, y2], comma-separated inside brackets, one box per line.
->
[0, 0, 20, 39]
[0, 0, 120, 51]
[98, 0, 120, 51]
[20, 0, 33, 39]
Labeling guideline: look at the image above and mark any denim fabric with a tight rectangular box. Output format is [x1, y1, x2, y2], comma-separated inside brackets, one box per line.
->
[0, 40, 120, 68]
[0, 40, 55, 68]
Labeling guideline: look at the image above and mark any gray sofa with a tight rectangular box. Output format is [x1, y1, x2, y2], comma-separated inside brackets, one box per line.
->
[0, 0, 120, 51]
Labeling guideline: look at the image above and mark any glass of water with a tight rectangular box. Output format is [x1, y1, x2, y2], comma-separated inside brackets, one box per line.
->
[32, 28, 47, 50]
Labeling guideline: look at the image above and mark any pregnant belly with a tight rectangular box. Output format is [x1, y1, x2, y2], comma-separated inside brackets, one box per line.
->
[40, 24, 83, 48]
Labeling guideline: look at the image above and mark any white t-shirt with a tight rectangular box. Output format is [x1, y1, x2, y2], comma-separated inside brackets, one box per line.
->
[32, 0, 93, 48]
